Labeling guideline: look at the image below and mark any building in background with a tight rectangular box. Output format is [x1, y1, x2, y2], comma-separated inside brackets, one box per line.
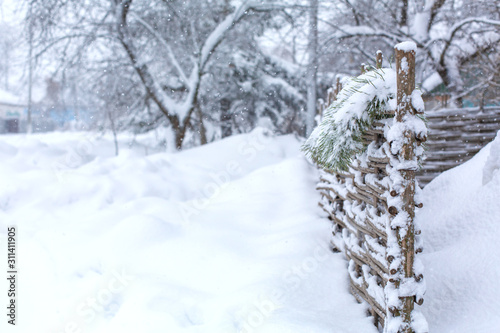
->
[0, 88, 25, 133]
[0, 78, 95, 134]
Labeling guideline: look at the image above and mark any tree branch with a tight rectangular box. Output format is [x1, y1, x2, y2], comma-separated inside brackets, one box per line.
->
[113, 0, 178, 126]
[130, 12, 189, 85]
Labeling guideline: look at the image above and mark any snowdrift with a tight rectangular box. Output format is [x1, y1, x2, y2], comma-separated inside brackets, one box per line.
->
[418, 132, 500, 332]
[0, 130, 375, 333]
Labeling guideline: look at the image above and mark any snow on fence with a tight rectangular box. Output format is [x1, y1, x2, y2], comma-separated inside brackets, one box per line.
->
[418, 106, 500, 185]
[308, 44, 427, 332]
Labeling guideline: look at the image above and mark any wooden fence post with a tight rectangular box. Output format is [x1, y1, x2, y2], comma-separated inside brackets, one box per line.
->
[394, 42, 417, 333]
[317, 99, 324, 117]
[376, 50, 383, 69]
[335, 76, 342, 97]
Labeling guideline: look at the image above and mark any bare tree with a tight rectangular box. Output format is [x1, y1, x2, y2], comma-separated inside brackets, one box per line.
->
[321, 0, 500, 106]
[24, 0, 283, 148]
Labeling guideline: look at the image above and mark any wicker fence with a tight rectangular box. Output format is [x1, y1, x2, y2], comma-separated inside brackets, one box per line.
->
[315, 45, 427, 332]
[316, 119, 393, 327]
[315, 42, 500, 330]
[418, 106, 500, 185]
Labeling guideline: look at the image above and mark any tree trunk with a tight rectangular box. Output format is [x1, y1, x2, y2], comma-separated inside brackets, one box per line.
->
[171, 116, 186, 150]
[27, 2, 34, 134]
[400, 0, 408, 27]
[220, 98, 232, 138]
[305, 0, 318, 137]
[107, 107, 119, 156]
[197, 106, 207, 145]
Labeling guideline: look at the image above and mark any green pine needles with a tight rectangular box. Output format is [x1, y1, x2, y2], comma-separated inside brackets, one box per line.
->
[302, 68, 397, 171]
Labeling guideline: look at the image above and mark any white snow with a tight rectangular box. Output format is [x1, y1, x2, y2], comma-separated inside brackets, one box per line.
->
[411, 90, 425, 113]
[2, 126, 499, 332]
[0, 88, 23, 105]
[399, 57, 409, 74]
[417, 130, 500, 333]
[421, 72, 443, 93]
[483, 131, 500, 185]
[394, 41, 417, 53]
[262, 75, 304, 102]
[0, 130, 376, 333]
[412, 10, 431, 43]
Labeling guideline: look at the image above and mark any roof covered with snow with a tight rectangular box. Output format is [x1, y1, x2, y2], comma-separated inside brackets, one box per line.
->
[0, 88, 24, 106]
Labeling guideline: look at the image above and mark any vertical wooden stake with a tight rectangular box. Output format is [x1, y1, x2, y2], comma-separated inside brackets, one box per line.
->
[395, 43, 416, 333]
[376, 50, 383, 69]
[335, 76, 341, 99]
[317, 99, 324, 117]
[327, 88, 334, 104]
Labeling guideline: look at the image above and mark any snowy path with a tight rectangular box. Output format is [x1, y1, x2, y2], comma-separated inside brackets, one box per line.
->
[0, 130, 376, 333]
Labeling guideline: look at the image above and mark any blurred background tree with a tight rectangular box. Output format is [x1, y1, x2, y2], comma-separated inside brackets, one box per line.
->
[1, 0, 496, 147]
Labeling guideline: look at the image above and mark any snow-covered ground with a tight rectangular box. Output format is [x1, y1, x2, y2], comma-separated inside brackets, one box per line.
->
[418, 132, 500, 333]
[0, 129, 375, 333]
[1, 129, 499, 332]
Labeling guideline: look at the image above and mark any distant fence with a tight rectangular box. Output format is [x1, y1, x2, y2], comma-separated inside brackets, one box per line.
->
[417, 106, 500, 185]
[315, 45, 426, 332]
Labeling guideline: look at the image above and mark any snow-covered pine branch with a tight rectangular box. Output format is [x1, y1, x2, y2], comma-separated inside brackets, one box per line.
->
[303, 67, 402, 171]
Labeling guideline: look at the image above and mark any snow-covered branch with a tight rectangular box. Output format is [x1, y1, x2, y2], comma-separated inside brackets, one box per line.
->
[199, 1, 282, 70]
[328, 24, 406, 43]
[131, 12, 189, 85]
[436, 17, 500, 52]
[199, 1, 252, 69]
[113, 1, 179, 123]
